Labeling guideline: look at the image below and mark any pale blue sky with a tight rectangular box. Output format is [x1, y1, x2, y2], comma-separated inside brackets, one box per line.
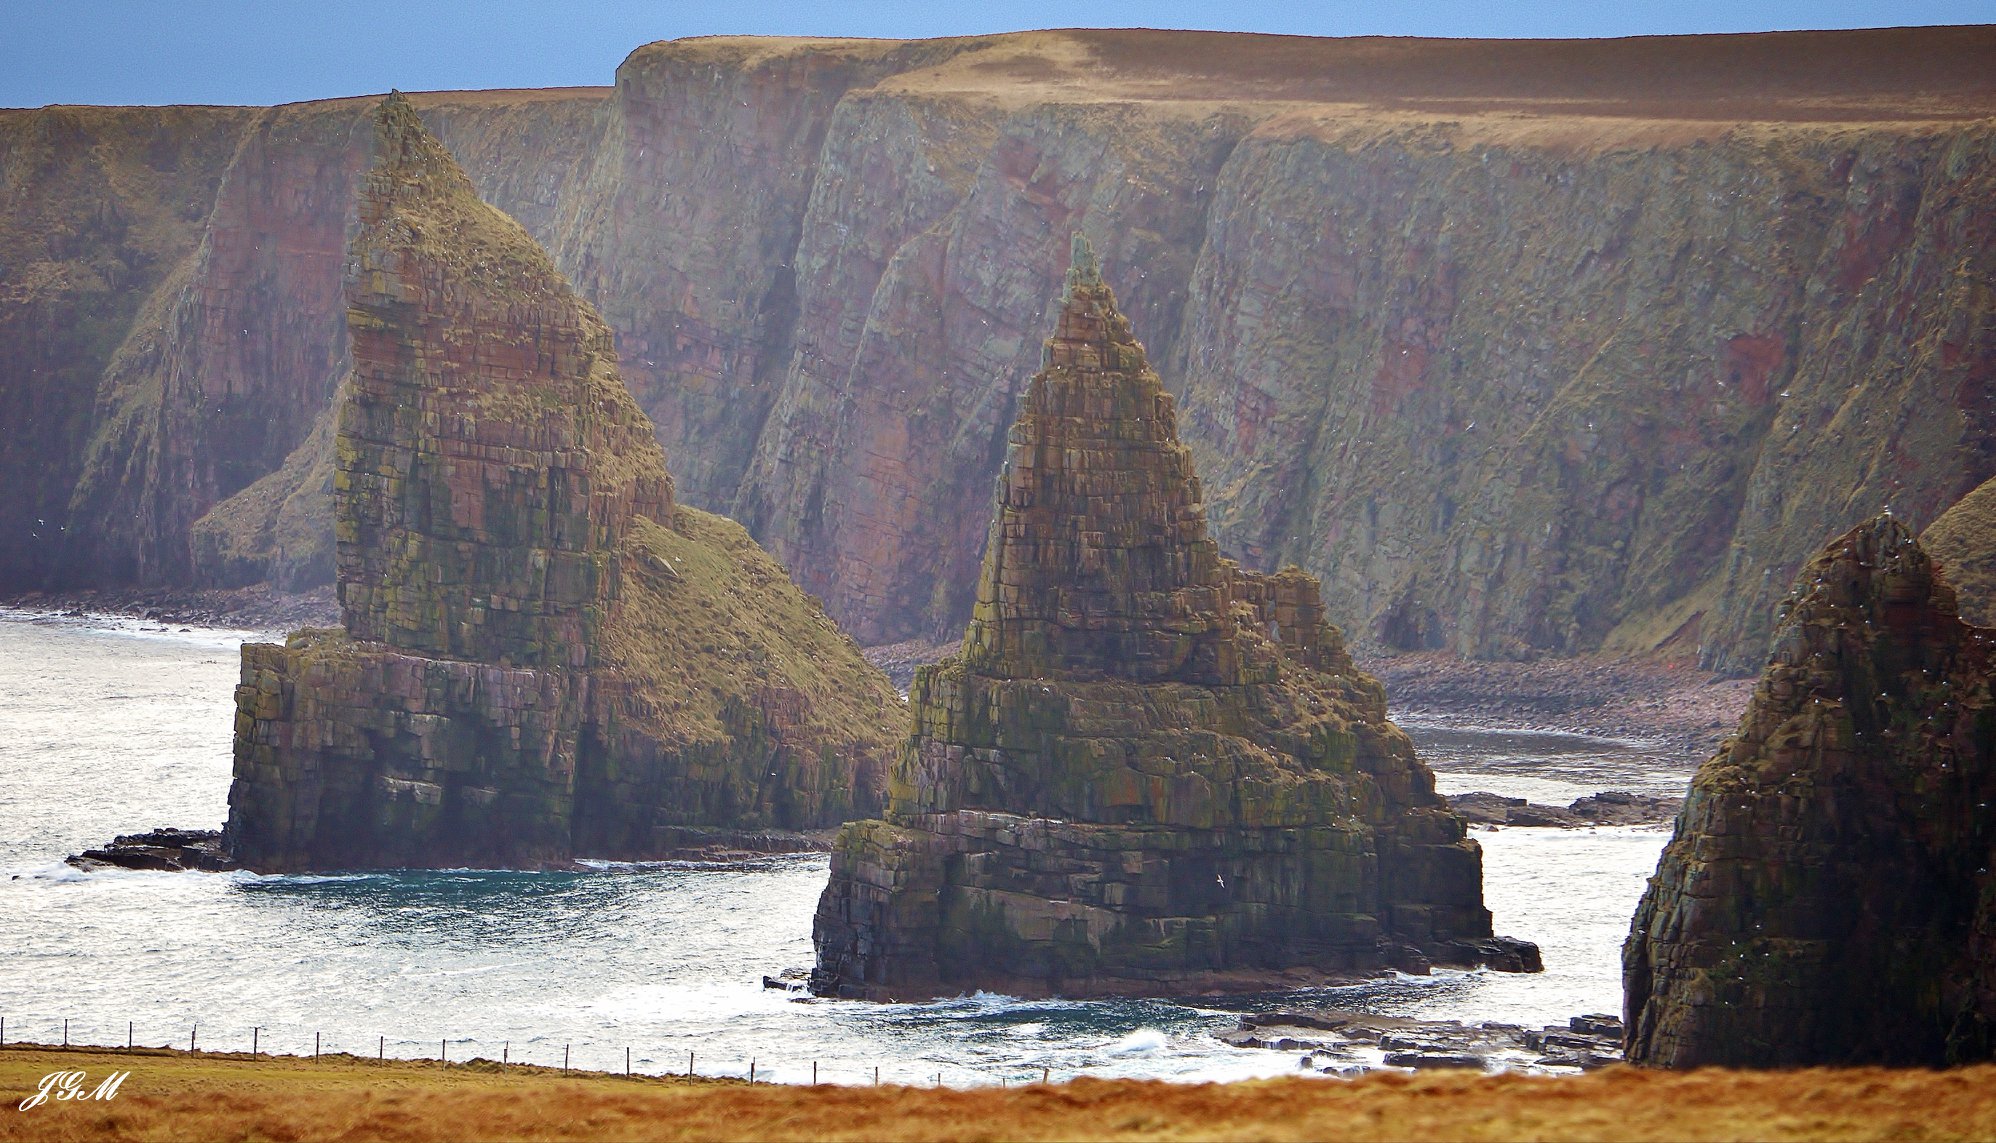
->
[6, 0, 1992, 108]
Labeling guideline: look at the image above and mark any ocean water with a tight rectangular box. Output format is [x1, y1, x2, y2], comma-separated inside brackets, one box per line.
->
[0, 610, 1695, 1084]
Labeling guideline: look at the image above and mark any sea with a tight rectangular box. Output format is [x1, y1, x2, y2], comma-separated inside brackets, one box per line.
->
[0, 609, 1695, 1085]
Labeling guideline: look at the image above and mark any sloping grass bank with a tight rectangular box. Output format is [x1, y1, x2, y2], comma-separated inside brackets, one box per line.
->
[4, 1045, 1994, 1142]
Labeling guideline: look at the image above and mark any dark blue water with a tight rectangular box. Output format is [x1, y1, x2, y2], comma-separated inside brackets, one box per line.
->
[0, 610, 1689, 1083]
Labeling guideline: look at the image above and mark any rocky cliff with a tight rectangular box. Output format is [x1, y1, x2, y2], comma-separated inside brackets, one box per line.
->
[809, 238, 1536, 999]
[0, 89, 608, 596]
[1623, 516, 1995, 1067]
[224, 96, 897, 872]
[7, 28, 1995, 672]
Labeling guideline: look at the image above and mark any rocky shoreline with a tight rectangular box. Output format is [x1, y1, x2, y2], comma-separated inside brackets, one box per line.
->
[1364, 652, 1752, 756]
[1445, 790, 1681, 828]
[1, 584, 339, 633]
[1221, 1008, 1625, 1074]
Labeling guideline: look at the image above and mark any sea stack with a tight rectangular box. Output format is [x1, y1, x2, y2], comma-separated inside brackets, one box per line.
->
[810, 235, 1538, 999]
[1624, 516, 1996, 1067]
[224, 95, 900, 871]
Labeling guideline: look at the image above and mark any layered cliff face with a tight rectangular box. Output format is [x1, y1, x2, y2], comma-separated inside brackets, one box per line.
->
[553, 28, 1996, 667]
[0, 90, 607, 595]
[1928, 476, 1996, 628]
[224, 97, 897, 872]
[0, 105, 254, 588]
[1623, 516, 1996, 1067]
[8, 28, 1995, 674]
[810, 240, 1534, 999]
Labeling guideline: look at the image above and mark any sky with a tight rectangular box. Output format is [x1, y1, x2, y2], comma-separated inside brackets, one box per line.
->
[5, 0, 1992, 108]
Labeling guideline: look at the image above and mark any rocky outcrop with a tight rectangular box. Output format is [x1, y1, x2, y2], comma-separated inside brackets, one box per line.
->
[809, 238, 1536, 999]
[223, 96, 898, 872]
[1623, 516, 1996, 1067]
[7, 28, 1995, 673]
[1928, 475, 1996, 628]
[1446, 790, 1679, 828]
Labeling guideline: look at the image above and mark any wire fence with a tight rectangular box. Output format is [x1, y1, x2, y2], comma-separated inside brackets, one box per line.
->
[0, 1014, 1059, 1089]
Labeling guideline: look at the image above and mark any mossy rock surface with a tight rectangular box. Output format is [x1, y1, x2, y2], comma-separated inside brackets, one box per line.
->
[224, 97, 896, 872]
[812, 238, 1523, 1000]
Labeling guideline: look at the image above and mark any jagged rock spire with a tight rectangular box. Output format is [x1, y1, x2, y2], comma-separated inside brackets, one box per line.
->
[964, 234, 1233, 683]
[1062, 230, 1102, 300]
[337, 95, 672, 667]
[810, 236, 1531, 1000]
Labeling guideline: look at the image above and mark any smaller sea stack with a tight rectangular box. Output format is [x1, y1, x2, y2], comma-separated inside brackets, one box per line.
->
[810, 235, 1537, 999]
[223, 95, 900, 872]
[1624, 516, 1996, 1067]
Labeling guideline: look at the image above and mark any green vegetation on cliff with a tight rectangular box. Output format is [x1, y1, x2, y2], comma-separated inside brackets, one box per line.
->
[226, 96, 896, 872]
[1928, 476, 1996, 628]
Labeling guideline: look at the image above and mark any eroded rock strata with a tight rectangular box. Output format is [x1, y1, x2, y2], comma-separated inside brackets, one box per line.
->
[1624, 516, 1996, 1067]
[810, 238, 1536, 999]
[223, 96, 898, 872]
[6, 30, 1994, 675]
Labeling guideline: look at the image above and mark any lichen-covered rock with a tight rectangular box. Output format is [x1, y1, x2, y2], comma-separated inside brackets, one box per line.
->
[1623, 516, 1996, 1067]
[223, 96, 899, 872]
[810, 237, 1536, 999]
[1927, 476, 1996, 628]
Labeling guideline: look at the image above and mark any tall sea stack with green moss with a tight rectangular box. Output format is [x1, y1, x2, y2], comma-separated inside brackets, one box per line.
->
[1624, 516, 1996, 1067]
[223, 95, 900, 872]
[809, 236, 1538, 999]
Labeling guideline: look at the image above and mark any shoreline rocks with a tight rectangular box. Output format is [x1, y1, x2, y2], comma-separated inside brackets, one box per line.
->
[1446, 790, 1680, 829]
[67, 829, 237, 873]
[1222, 1009, 1624, 1074]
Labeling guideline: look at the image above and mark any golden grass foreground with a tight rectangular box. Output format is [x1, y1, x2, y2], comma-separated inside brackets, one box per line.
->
[4, 1045, 1996, 1142]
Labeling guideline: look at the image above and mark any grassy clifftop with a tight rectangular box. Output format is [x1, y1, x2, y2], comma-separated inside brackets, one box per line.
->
[4, 1047, 1996, 1142]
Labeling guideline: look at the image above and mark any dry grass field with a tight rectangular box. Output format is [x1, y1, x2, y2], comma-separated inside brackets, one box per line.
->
[4, 1046, 1996, 1142]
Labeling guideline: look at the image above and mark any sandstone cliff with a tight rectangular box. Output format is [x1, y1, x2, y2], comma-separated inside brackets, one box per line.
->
[1623, 516, 1995, 1067]
[1928, 475, 1996, 628]
[810, 238, 1536, 999]
[224, 96, 897, 872]
[6, 28, 1994, 673]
